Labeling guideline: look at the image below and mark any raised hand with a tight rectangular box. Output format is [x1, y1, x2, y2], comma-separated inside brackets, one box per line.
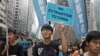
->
[58, 23, 65, 32]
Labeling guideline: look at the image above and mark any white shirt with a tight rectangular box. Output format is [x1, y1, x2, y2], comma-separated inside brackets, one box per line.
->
[84, 52, 100, 56]
[84, 52, 88, 56]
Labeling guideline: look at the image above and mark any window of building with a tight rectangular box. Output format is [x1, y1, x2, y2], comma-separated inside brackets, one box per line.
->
[15, 13, 18, 16]
[16, 2, 19, 4]
[15, 11, 18, 13]
[0, 8, 4, 12]
[0, 19, 3, 23]
[0, 27, 6, 37]
[14, 22, 17, 25]
[0, 0, 1, 3]
[0, 19, 5, 24]
[87, 0, 90, 1]
[15, 8, 19, 10]
[15, 17, 18, 19]
[87, 11, 90, 13]
[16, 5, 19, 7]
[0, 14, 3, 18]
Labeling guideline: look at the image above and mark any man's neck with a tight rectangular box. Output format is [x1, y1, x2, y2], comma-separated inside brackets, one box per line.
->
[88, 51, 98, 56]
[43, 38, 51, 45]
[9, 41, 16, 46]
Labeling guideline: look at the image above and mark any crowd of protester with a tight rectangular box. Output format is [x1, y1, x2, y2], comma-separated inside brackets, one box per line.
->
[0, 24, 100, 56]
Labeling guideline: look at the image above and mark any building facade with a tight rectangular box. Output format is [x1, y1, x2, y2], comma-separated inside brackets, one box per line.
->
[85, 0, 97, 31]
[27, 0, 34, 37]
[93, 0, 100, 31]
[6, 0, 14, 28]
[6, 0, 33, 37]
[0, 0, 6, 38]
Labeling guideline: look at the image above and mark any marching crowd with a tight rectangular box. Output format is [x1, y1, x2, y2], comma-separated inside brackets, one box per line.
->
[0, 24, 100, 56]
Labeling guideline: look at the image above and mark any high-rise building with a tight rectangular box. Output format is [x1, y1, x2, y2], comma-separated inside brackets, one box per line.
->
[6, 0, 14, 28]
[0, 0, 6, 37]
[13, 0, 21, 33]
[27, 0, 34, 37]
[93, 0, 100, 31]
[6, 0, 33, 36]
[5, 0, 21, 33]
[19, 0, 29, 36]
[85, 0, 97, 31]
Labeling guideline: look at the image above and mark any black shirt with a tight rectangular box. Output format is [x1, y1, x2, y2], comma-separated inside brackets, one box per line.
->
[8, 43, 24, 56]
[33, 41, 60, 56]
[0, 42, 5, 56]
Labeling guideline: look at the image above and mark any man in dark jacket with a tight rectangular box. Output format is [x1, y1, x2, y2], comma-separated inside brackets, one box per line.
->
[1, 28, 24, 56]
[33, 24, 68, 56]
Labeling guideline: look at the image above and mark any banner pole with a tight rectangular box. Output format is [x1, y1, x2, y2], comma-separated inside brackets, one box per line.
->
[5, 0, 8, 56]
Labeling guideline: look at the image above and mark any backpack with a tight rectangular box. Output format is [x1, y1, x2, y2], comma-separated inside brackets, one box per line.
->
[39, 47, 57, 56]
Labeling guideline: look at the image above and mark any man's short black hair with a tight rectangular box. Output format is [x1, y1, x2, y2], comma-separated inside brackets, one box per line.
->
[8, 28, 16, 34]
[85, 31, 100, 43]
[41, 24, 53, 32]
[81, 40, 87, 51]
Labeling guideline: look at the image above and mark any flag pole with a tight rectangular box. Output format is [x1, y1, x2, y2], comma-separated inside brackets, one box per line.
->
[5, 0, 8, 56]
